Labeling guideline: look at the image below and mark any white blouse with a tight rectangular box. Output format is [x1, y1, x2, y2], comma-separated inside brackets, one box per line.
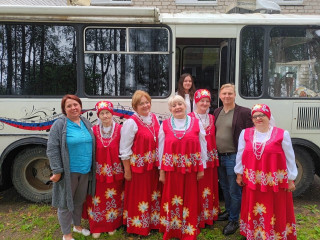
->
[119, 112, 157, 160]
[184, 94, 191, 114]
[234, 128, 298, 180]
[158, 115, 208, 169]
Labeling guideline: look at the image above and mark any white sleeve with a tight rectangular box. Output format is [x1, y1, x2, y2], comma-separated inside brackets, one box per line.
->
[234, 130, 246, 174]
[158, 123, 165, 169]
[119, 119, 138, 160]
[199, 121, 208, 169]
[282, 130, 298, 180]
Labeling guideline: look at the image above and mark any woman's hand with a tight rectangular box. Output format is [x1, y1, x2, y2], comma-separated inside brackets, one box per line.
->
[197, 171, 204, 181]
[122, 159, 132, 181]
[286, 180, 296, 192]
[50, 173, 61, 183]
[124, 169, 132, 181]
[159, 170, 165, 184]
[236, 174, 245, 186]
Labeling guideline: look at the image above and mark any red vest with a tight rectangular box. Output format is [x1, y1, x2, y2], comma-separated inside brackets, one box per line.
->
[242, 127, 288, 192]
[189, 112, 219, 168]
[161, 117, 204, 173]
[93, 123, 123, 183]
[130, 113, 160, 173]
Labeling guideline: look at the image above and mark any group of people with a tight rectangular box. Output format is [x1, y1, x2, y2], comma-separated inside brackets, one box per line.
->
[47, 75, 298, 240]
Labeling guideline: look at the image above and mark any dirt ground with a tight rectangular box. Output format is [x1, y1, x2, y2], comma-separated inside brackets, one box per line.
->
[0, 175, 319, 239]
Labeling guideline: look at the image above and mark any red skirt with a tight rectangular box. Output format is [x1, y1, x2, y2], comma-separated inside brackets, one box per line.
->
[123, 168, 161, 236]
[240, 186, 297, 240]
[198, 167, 219, 228]
[84, 179, 124, 233]
[160, 171, 200, 240]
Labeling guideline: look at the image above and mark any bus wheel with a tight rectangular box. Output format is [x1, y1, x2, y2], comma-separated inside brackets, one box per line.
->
[12, 147, 52, 203]
[293, 146, 315, 197]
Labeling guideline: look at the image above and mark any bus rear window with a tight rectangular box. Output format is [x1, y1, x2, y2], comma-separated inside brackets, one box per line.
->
[240, 25, 320, 99]
[0, 24, 77, 96]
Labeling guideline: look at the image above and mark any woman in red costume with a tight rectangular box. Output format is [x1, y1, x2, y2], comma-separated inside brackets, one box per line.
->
[189, 89, 220, 228]
[84, 101, 124, 239]
[158, 95, 207, 240]
[120, 90, 161, 236]
[235, 104, 297, 240]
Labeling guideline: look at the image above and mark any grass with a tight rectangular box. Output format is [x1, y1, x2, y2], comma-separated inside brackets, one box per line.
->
[0, 203, 319, 239]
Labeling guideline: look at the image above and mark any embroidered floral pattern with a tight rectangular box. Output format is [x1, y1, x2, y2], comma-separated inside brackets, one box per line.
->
[152, 191, 161, 201]
[202, 187, 211, 199]
[207, 148, 218, 162]
[253, 203, 267, 216]
[92, 196, 101, 206]
[105, 208, 119, 221]
[96, 162, 123, 177]
[244, 167, 288, 186]
[138, 201, 149, 213]
[172, 195, 183, 206]
[130, 149, 158, 167]
[240, 202, 297, 240]
[105, 188, 117, 199]
[184, 223, 196, 235]
[162, 152, 202, 168]
[161, 195, 196, 237]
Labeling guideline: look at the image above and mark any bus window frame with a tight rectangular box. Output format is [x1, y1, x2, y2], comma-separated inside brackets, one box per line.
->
[81, 24, 173, 99]
[0, 21, 79, 98]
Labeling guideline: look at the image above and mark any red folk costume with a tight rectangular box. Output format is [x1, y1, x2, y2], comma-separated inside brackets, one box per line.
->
[240, 127, 297, 240]
[160, 117, 203, 240]
[123, 113, 162, 236]
[189, 112, 219, 228]
[84, 123, 124, 233]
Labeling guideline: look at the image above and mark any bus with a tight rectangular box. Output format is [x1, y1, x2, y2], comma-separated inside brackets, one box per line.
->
[0, 5, 319, 202]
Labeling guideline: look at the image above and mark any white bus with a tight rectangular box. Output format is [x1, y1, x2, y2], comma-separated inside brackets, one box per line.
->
[0, 5, 319, 202]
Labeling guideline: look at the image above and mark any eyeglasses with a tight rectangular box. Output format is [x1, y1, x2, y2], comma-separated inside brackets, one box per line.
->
[252, 114, 266, 120]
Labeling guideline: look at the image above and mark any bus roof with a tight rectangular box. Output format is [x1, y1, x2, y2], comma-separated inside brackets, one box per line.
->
[0, 5, 160, 23]
[0, 5, 320, 26]
[160, 12, 320, 25]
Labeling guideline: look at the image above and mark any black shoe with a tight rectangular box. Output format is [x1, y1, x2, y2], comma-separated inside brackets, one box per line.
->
[217, 211, 229, 221]
[223, 221, 239, 236]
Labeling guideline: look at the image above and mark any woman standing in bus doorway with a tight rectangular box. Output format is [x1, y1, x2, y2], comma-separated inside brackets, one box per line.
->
[47, 94, 96, 240]
[120, 90, 162, 236]
[176, 73, 196, 114]
[235, 104, 298, 240]
[158, 95, 207, 240]
[189, 89, 220, 229]
[83, 101, 124, 239]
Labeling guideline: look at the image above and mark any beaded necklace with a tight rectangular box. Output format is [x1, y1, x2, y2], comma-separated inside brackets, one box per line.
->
[171, 116, 189, 140]
[252, 126, 272, 160]
[195, 112, 209, 131]
[136, 114, 157, 142]
[99, 123, 114, 148]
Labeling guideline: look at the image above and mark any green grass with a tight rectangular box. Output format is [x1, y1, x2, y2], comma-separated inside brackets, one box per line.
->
[0, 203, 319, 239]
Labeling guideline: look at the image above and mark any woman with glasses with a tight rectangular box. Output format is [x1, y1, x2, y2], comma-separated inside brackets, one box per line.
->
[234, 104, 297, 240]
[119, 90, 161, 236]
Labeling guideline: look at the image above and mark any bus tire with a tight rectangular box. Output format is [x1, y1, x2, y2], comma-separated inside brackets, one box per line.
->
[12, 147, 52, 203]
[293, 146, 315, 197]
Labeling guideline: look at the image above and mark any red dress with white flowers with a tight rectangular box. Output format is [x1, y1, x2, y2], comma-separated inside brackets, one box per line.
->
[159, 117, 203, 240]
[123, 113, 162, 236]
[240, 127, 297, 240]
[85, 123, 124, 233]
[189, 112, 220, 228]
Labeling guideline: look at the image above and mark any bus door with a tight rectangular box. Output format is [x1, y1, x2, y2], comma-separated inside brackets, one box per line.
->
[176, 38, 236, 111]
